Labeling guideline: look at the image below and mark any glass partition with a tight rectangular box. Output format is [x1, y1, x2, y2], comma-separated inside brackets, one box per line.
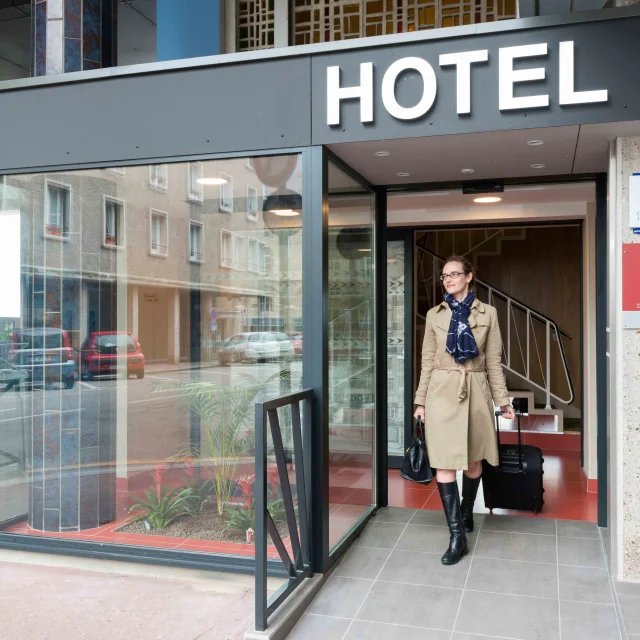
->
[327, 160, 376, 551]
[0, 154, 303, 558]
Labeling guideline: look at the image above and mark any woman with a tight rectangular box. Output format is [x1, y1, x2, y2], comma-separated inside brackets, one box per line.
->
[414, 256, 514, 566]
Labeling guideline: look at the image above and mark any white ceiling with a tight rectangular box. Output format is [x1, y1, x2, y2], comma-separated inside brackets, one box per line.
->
[328, 121, 640, 186]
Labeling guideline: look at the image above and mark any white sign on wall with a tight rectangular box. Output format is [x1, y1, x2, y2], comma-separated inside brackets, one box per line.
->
[327, 40, 609, 126]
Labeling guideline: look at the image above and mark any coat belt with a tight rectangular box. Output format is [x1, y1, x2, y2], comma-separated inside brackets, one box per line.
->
[434, 366, 487, 402]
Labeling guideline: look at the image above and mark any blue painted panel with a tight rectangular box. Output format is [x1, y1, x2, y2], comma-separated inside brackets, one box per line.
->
[83, 0, 101, 62]
[35, 1, 46, 76]
[156, 0, 221, 62]
[60, 474, 79, 529]
[65, 0, 82, 38]
[64, 38, 81, 73]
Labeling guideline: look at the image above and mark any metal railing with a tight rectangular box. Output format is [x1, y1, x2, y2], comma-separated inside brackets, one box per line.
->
[255, 388, 314, 632]
[417, 245, 575, 407]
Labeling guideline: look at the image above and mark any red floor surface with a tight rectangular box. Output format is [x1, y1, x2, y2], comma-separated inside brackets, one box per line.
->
[388, 449, 597, 522]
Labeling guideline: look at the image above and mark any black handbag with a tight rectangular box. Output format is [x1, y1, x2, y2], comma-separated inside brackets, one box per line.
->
[400, 417, 435, 484]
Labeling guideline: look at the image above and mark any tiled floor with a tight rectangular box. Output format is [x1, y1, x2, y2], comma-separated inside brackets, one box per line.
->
[288, 508, 621, 640]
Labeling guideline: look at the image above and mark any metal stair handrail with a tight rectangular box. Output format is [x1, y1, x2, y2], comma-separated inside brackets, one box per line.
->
[417, 245, 575, 407]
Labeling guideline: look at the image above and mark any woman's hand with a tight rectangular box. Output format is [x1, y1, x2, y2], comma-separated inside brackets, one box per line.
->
[414, 405, 425, 422]
[500, 404, 515, 420]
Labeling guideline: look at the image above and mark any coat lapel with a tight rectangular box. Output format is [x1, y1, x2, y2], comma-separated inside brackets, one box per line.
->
[435, 303, 452, 330]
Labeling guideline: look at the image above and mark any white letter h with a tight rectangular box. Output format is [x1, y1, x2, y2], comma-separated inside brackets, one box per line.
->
[327, 63, 374, 126]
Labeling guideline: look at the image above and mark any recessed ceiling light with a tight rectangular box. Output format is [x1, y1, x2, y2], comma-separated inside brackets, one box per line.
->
[270, 209, 299, 216]
[375, 151, 390, 157]
[531, 164, 546, 169]
[461, 168, 475, 174]
[397, 172, 410, 177]
[197, 177, 228, 185]
[527, 140, 545, 146]
[473, 196, 503, 204]
[358, 248, 372, 252]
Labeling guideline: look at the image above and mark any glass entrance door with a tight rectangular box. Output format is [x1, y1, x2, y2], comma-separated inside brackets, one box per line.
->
[387, 232, 413, 468]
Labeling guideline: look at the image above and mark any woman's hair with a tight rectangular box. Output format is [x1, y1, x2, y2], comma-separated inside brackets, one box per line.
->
[443, 255, 476, 288]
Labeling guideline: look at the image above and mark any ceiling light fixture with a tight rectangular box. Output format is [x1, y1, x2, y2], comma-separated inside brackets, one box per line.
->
[269, 209, 299, 217]
[197, 177, 228, 185]
[397, 172, 410, 177]
[473, 196, 503, 204]
[531, 164, 546, 169]
[527, 140, 545, 146]
[358, 248, 372, 252]
[461, 168, 475, 174]
[375, 151, 390, 157]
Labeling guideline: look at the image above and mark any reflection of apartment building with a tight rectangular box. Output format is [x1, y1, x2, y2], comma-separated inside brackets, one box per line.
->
[5, 158, 303, 364]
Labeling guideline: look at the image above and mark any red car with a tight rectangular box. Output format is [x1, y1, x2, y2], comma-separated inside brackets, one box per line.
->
[80, 332, 145, 380]
[289, 332, 303, 356]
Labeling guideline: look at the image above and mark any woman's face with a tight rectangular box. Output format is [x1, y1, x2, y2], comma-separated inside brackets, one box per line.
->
[442, 261, 473, 298]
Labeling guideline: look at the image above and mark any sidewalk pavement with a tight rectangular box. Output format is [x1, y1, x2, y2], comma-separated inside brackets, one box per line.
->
[0, 550, 279, 640]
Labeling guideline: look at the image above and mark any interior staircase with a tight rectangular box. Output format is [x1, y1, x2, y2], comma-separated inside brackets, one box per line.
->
[416, 229, 577, 435]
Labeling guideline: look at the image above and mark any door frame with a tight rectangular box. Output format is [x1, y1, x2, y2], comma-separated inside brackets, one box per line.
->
[386, 228, 415, 470]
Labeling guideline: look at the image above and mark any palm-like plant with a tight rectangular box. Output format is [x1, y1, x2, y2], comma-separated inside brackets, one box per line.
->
[176, 369, 291, 516]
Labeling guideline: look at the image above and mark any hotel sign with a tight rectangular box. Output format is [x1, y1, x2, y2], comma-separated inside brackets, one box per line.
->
[327, 41, 608, 126]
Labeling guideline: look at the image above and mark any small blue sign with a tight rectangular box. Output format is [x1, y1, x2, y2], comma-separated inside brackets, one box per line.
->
[633, 228, 640, 235]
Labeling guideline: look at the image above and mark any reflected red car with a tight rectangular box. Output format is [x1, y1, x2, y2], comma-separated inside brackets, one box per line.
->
[289, 332, 303, 356]
[80, 331, 145, 380]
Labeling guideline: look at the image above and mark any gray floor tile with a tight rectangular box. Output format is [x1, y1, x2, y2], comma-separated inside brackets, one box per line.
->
[466, 556, 558, 598]
[618, 593, 640, 635]
[396, 524, 478, 556]
[557, 519, 600, 539]
[345, 620, 452, 640]
[287, 614, 352, 639]
[356, 581, 462, 630]
[455, 590, 560, 640]
[371, 507, 416, 524]
[614, 579, 640, 597]
[558, 536, 606, 568]
[453, 635, 508, 640]
[307, 576, 373, 618]
[333, 546, 392, 580]
[560, 601, 622, 640]
[354, 522, 406, 549]
[558, 565, 614, 604]
[475, 530, 557, 564]
[482, 514, 556, 536]
[378, 549, 469, 589]
[408, 509, 449, 528]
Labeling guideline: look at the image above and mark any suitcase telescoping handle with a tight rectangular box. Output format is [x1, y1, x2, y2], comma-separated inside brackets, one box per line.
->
[494, 409, 524, 473]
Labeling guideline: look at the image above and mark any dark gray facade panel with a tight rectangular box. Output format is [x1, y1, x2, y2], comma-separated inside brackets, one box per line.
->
[0, 58, 311, 172]
[312, 17, 640, 145]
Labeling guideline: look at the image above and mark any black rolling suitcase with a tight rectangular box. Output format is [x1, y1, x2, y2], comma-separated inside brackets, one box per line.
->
[481, 410, 545, 514]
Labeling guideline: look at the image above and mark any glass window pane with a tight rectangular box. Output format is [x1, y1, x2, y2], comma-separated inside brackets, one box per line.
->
[327, 160, 376, 552]
[0, 155, 304, 560]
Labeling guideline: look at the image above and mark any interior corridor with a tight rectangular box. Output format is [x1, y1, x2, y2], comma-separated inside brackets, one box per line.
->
[288, 508, 619, 640]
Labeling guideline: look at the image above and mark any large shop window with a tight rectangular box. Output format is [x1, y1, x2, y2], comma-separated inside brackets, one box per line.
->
[0, 155, 304, 560]
[327, 160, 376, 551]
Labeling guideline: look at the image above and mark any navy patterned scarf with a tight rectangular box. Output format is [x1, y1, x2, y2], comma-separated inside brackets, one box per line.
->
[444, 291, 480, 364]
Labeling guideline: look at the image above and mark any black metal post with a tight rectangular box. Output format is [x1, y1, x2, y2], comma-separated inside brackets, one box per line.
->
[302, 146, 329, 574]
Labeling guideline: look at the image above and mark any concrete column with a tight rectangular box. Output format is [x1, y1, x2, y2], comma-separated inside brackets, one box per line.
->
[274, 0, 290, 48]
[33, 0, 118, 76]
[608, 136, 640, 581]
[156, 0, 221, 62]
[168, 288, 180, 365]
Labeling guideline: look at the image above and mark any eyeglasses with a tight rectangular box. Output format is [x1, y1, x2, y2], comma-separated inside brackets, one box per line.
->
[440, 271, 466, 282]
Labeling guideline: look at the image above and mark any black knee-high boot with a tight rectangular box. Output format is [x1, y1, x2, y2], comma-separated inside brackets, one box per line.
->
[461, 474, 482, 533]
[437, 481, 468, 566]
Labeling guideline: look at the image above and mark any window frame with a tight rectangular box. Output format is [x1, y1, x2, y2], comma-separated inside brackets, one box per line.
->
[149, 163, 169, 190]
[102, 195, 126, 249]
[149, 208, 169, 257]
[108, 166, 126, 176]
[219, 172, 234, 213]
[44, 178, 72, 241]
[188, 162, 204, 203]
[247, 236, 260, 272]
[189, 219, 204, 263]
[247, 184, 259, 221]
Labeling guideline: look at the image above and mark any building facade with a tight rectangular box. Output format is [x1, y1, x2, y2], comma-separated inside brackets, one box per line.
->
[1, 0, 640, 637]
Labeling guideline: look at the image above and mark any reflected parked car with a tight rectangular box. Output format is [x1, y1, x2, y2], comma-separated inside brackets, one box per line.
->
[289, 332, 303, 356]
[218, 332, 295, 365]
[80, 331, 145, 380]
[9, 328, 76, 389]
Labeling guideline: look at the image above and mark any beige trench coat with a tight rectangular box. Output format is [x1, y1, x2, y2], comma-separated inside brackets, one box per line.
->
[414, 299, 510, 470]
